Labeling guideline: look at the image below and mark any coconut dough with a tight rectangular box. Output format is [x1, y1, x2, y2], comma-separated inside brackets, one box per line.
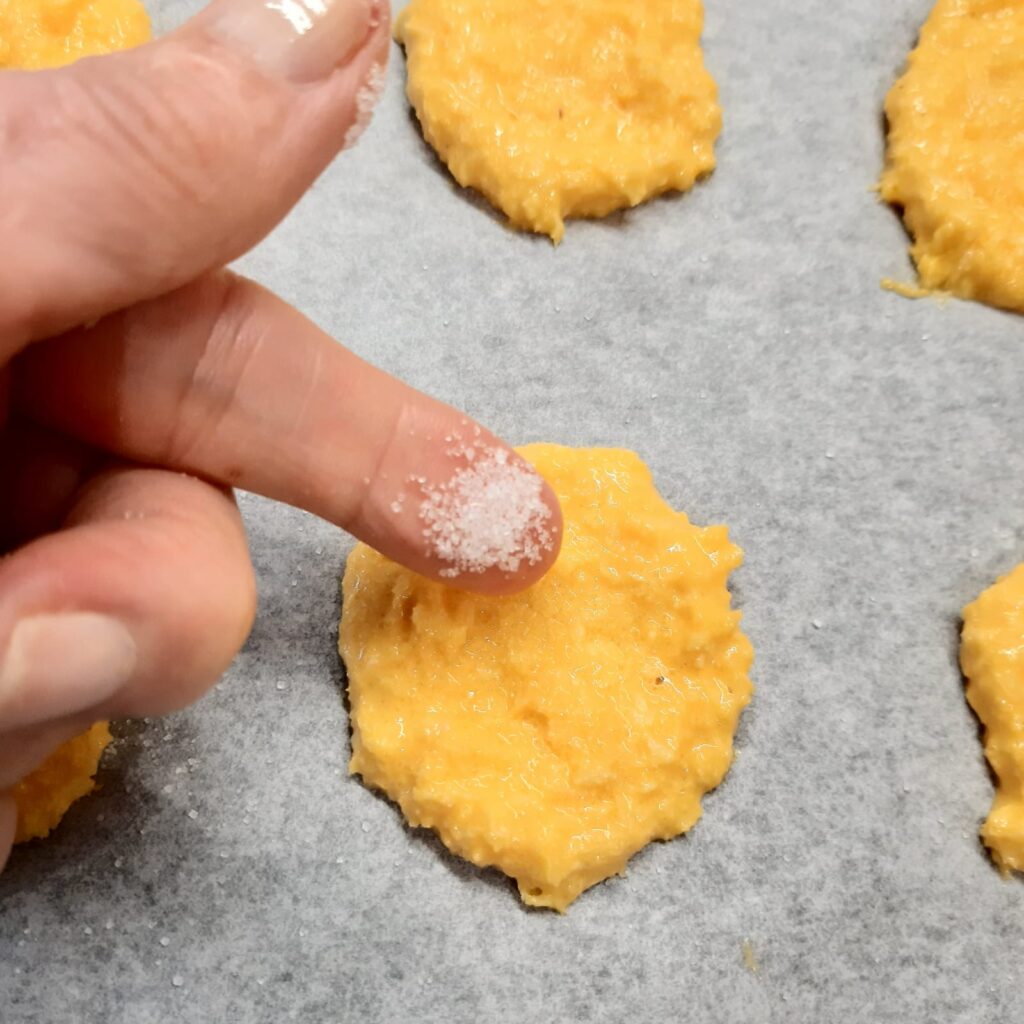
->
[0, 0, 150, 69]
[395, 0, 721, 242]
[961, 564, 1024, 875]
[340, 444, 753, 911]
[880, 0, 1024, 312]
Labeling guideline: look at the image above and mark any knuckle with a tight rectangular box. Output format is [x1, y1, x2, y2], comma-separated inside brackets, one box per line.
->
[160, 272, 266, 469]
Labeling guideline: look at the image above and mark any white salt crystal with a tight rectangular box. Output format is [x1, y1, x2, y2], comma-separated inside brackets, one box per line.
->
[343, 63, 387, 150]
[417, 445, 554, 577]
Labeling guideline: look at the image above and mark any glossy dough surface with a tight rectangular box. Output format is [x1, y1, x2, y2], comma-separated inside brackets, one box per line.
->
[0, 0, 150, 69]
[880, 0, 1024, 312]
[395, 0, 720, 242]
[961, 564, 1024, 874]
[340, 444, 753, 911]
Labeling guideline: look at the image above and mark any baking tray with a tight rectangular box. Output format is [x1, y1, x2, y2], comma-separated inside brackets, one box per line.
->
[2, 0, 1022, 1020]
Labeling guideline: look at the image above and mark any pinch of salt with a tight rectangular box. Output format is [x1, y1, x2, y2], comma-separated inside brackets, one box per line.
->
[343, 63, 387, 150]
[418, 447, 554, 576]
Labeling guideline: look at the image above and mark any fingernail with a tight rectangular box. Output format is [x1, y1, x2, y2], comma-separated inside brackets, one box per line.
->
[209, 0, 376, 83]
[0, 614, 137, 730]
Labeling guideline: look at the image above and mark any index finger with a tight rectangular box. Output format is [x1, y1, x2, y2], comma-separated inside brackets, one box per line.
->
[14, 272, 563, 593]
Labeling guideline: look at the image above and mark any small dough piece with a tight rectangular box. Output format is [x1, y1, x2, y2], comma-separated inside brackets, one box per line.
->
[340, 444, 753, 911]
[13, 723, 113, 844]
[880, 0, 1024, 312]
[961, 564, 1024, 874]
[0, 0, 150, 70]
[395, 0, 721, 242]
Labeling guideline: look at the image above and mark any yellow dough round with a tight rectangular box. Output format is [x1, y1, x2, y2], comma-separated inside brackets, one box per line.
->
[0, 0, 150, 70]
[880, 0, 1024, 312]
[13, 723, 113, 844]
[340, 444, 753, 911]
[961, 564, 1024, 875]
[395, 0, 721, 242]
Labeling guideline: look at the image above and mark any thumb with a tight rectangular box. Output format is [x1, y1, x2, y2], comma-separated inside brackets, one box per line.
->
[0, 0, 389, 353]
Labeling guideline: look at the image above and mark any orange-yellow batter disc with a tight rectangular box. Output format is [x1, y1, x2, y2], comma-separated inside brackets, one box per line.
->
[340, 444, 753, 911]
[395, 0, 721, 243]
[13, 723, 113, 844]
[880, 0, 1024, 312]
[0, 0, 150, 69]
[3, 0, 147, 845]
[961, 564, 1024, 875]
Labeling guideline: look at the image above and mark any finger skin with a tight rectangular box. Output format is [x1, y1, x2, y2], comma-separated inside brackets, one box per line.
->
[15, 272, 563, 593]
[0, 420, 98, 549]
[0, 715, 97, 792]
[0, 0, 390, 352]
[0, 465, 257, 726]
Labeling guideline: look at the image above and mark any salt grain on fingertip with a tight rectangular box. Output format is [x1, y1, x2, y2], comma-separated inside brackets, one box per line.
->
[417, 446, 554, 577]
[343, 63, 387, 150]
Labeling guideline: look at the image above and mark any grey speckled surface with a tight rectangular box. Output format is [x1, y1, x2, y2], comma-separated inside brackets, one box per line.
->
[3, 0, 1024, 1021]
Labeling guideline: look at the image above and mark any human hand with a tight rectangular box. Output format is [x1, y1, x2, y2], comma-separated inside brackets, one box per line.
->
[0, 0, 561, 867]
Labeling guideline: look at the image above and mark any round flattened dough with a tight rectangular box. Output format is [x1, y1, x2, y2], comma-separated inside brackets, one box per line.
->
[395, 0, 721, 242]
[340, 444, 753, 911]
[961, 563, 1024, 874]
[881, 0, 1024, 312]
